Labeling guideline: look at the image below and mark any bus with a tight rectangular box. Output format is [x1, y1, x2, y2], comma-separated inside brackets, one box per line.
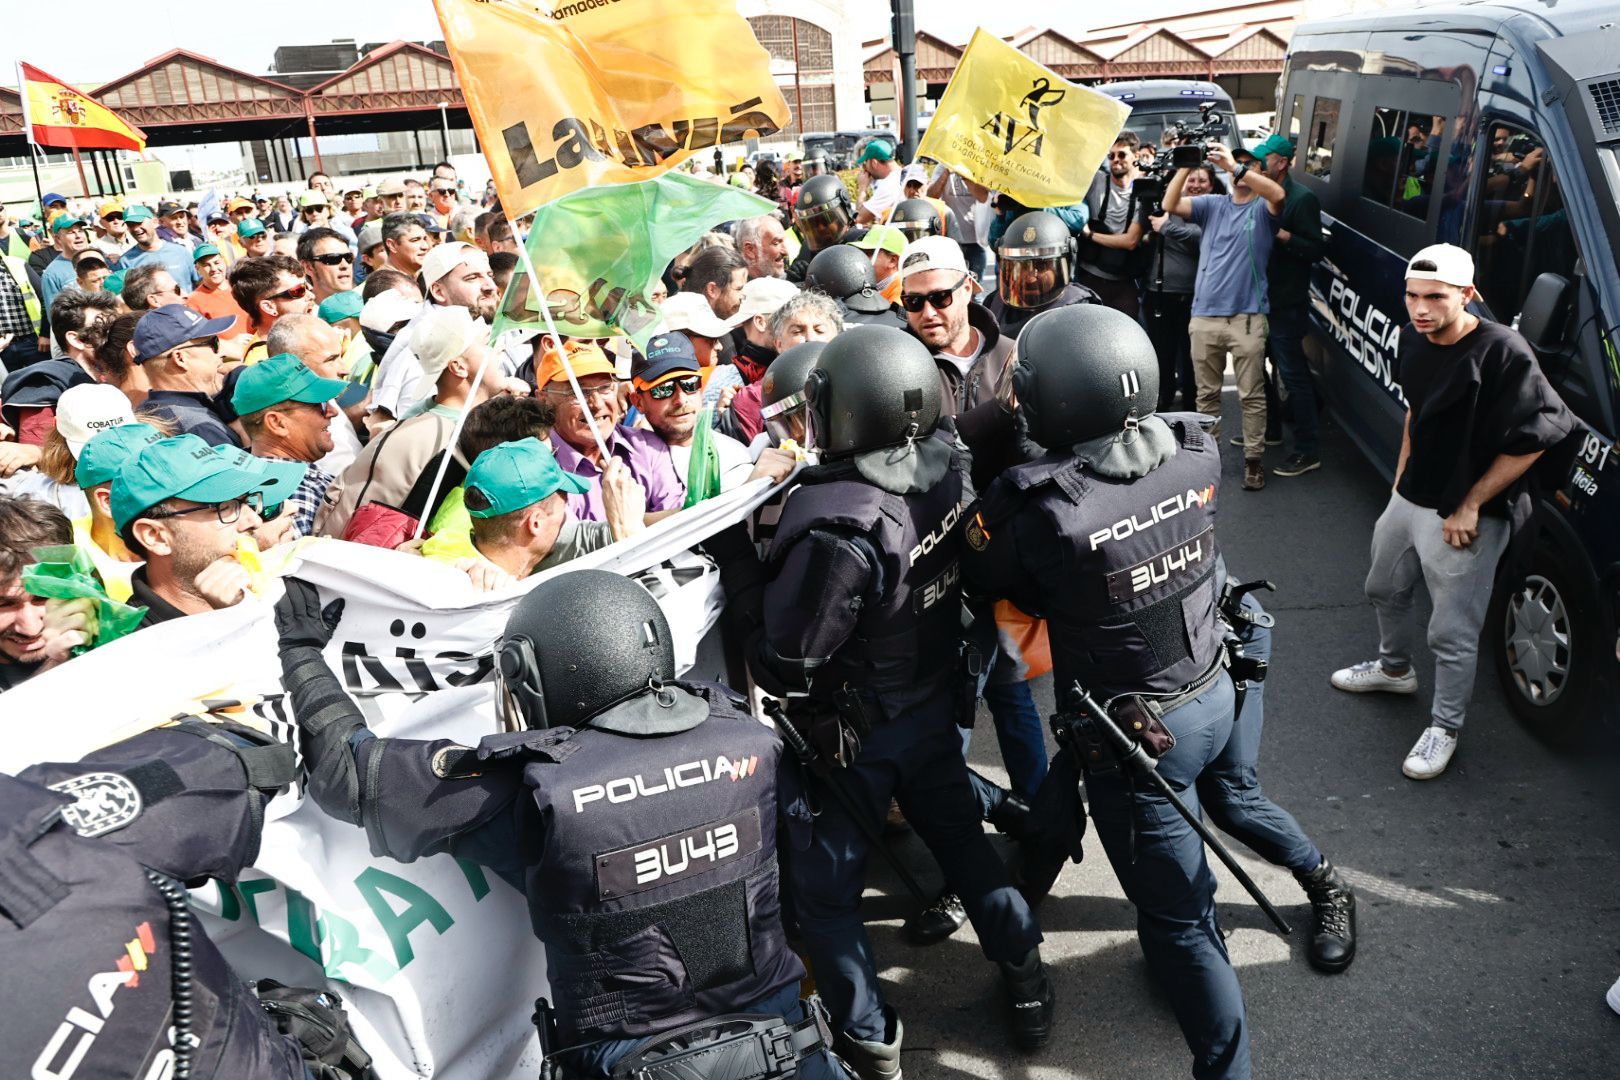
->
[1094, 80, 1242, 150]
[1280, 0, 1620, 743]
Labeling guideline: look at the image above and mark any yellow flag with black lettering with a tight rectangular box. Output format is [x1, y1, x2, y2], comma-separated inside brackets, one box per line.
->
[433, 0, 790, 218]
[916, 29, 1132, 208]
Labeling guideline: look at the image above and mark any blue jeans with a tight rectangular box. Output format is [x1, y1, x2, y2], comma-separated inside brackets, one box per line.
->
[1196, 593, 1322, 873]
[983, 679, 1049, 799]
[1267, 303, 1317, 456]
[1086, 673, 1251, 1080]
[782, 694, 1043, 1039]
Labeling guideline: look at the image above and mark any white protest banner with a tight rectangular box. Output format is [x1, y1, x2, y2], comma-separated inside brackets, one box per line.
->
[1, 475, 785, 1080]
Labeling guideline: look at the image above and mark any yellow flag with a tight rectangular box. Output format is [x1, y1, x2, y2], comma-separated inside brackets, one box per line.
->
[18, 62, 145, 152]
[916, 29, 1132, 208]
[433, 0, 790, 218]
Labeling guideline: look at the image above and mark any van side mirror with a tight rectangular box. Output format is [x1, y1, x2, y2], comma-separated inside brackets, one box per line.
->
[1517, 273, 1573, 350]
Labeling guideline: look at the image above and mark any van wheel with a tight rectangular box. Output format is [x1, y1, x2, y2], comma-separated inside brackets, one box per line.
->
[1490, 540, 1599, 747]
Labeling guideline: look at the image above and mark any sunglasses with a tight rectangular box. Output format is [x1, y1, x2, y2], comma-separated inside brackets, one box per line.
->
[301, 206, 326, 214]
[1109, 151, 1134, 160]
[646, 375, 703, 400]
[311, 252, 354, 266]
[431, 187, 457, 196]
[177, 335, 220, 353]
[269, 283, 310, 302]
[899, 274, 969, 313]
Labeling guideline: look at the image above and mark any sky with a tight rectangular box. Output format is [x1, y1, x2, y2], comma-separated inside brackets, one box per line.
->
[2, 0, 1220, 85]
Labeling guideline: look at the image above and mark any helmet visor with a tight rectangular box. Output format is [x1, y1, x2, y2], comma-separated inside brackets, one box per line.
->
[797, 201, 848, 250]
[998, 253, 1070, 309]
[761, 389, 809, 446]
[892, 217, 936, 240]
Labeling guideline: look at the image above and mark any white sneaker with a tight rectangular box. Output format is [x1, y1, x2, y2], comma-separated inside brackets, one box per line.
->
[1607, 974, 1620, 1016]
[1330, 659, 1419, 695]
[1402, 726, 1458, 780]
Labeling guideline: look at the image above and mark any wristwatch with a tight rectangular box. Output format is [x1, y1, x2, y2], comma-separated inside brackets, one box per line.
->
[1234, 163, 1250, 184]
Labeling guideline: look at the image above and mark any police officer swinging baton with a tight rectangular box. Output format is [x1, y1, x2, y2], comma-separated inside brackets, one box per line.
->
[1066, 681, 1293, 936]
[762, 698, 932, 907]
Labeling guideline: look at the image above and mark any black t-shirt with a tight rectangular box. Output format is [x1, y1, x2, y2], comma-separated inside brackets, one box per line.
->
[0, 658, 44, 693]
[1394, 318, 1541, 515]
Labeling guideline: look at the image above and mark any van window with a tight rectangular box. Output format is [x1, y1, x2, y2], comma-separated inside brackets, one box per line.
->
[1472, 123, 1579, 325]
[1305, 97, 1340, 179]
[1287, 95, 1303, 144]
[1361, 107, 1445, 218]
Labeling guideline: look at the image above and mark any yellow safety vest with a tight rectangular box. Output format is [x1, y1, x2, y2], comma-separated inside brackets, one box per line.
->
[1, 253, 42, 331]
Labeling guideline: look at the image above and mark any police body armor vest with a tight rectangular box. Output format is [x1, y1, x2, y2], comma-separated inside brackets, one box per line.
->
[0, 773, 306, 1080]
[507, 682, 803, 1048]
[769, 431, 968, 711]
[989, 415, 1223, 699]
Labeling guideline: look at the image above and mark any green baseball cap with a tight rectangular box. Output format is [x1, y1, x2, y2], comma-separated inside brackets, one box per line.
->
[231, 353, 349, 417]
[75, 422, 165, 488]
[464, 437, 589, 518]
[317, 289, 363, 325]
[123, 205, 155, 224]
[50, 216, 86, 234]
[1253, 134, 1296, 160]
[236, 218, 266, 239]
[852, 223, 908, 257]
[854, 140, 895, 165]
[103, 270, 127, 295]
[192, 242, 222, 262]
[111, 434, 307, 532]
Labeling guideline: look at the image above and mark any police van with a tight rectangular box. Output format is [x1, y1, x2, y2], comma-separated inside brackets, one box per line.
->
[1095, 80, 1242, 150]
[1280, 2, 1620, 742]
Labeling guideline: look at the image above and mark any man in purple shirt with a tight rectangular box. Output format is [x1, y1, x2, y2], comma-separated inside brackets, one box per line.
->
[539, 342, 684, 521]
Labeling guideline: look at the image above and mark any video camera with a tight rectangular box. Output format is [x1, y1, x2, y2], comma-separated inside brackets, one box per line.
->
[1134, 103, 1231, 217]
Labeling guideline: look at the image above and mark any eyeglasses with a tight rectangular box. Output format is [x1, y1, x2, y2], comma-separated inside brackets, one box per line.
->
[311, 252, 354, 266]
[142, 494, 261, 526]
[268, 283, 311, 302]
[899, 275, 969, 313]
[646, 375, 703, 400]
[543, 381, 618, 401]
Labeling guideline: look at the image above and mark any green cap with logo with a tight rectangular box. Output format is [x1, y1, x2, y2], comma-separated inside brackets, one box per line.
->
[463, 437, 590, 518]
[231, 353, 349, 417]
[112, 434, 307, 532]
[192, 242, 222, 262]
[317, 289, 363, 325]
[75, 422, 165, 488]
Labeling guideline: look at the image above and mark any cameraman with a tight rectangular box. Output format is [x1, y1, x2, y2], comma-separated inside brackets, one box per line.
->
[1078, 132, 1146, 317]
[1162, 142, 1286, 491]
[1145, 164, 1222, 411]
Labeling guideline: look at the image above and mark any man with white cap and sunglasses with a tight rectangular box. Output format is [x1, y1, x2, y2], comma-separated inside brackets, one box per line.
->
[1331, 243, 1575, 780]
[369, 241, 499, 424]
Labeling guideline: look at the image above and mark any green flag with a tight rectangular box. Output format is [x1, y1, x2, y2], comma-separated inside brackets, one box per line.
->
[493, 172, 774, 350]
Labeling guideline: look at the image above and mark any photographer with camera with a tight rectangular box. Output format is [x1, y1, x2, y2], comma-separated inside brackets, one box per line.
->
[1161, 141, 1286, 491]
[1145, 164, 1221, 411]
[1077, 132, 1147, 317]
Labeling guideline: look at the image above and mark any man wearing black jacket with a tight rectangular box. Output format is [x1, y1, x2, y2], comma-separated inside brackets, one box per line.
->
[1331, 245, 1575, 780]
[1257, 137, 1327, 477]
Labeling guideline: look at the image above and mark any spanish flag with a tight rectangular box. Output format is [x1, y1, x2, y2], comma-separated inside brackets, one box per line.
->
[433, 0, 788, 218]
[17, 62, 145, 153]
[916, 29, 1131, 208]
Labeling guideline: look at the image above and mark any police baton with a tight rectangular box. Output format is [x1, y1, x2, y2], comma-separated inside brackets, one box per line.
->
[1069, 681, 1293, 936]
[761, 697, 932, 907]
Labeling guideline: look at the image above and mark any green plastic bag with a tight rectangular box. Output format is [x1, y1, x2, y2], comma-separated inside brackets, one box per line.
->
[21, 544, 148, 654]
[682, 407, 723, 509]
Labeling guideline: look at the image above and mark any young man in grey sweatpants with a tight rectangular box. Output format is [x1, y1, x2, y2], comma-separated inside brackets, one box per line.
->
[1331, 244, 1574, 780]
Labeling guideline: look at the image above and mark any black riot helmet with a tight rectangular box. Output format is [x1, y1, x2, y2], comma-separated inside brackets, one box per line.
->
[806, 245, 889, 315]
[760, 340, 827, 446]
[794, 174, 853, 252]
[495, 570, 675, 730]
[998, 210, 1076, 310]
[1012, 305, 1159, 447]
[889, 198, 944, 241]
[804, 325, 941, 459]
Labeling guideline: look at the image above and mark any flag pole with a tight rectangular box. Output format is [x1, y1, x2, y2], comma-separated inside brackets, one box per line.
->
[16, 63, 47, 222]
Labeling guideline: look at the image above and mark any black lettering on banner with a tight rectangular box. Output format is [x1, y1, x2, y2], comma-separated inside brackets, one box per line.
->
[1105, 526, 1216, 604]
[631, 123, 681, 165]
[595, 807, 762, 900]
[502, 122, 557, 187]
[553, 119, 602, 170]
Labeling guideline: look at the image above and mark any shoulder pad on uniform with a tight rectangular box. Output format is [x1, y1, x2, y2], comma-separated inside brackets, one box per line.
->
[778, 478, 886, 534]
[1160, 412, 1213, 450]
[677, 680, 750, 715]
[474, 727, 581, 766]
[1005, 453, 1084, 492]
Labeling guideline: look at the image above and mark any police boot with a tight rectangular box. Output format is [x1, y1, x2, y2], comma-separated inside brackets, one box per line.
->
[998, 947, 1055, 1051]
[1296, 858, 1357, 973]
[985, 789, 1032, 836]
[833, 1005, 904, 1080]
[904, 891, 966, 945]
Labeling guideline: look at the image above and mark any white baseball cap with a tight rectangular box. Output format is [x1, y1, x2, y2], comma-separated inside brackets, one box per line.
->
[1405, 243, 1474, 288]
[411, 306, 487, 390]
[734, 276, 800, 322]
[421, 241, 488, 288]
[659, 291, 740, 339]
[55, 383, 136, 457]
[896, 235, 972, 281]
[359, 290, 423, 333]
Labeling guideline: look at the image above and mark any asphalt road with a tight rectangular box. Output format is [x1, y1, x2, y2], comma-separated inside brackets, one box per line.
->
[858, 392, 1620, 1079]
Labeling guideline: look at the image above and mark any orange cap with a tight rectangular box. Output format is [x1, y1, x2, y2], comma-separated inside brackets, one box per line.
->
[535, 340, 615, 389]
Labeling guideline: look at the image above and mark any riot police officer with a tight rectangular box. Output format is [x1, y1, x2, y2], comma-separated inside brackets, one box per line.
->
[887, 198, 946, 242]
[275, 570, 845, 1080]
[786, 174, 859, 283]
[805, 245, 905, 329]
[747, 325, 1053, 1075]
[963, 304, 1251, 1077]
[984, 210, 1100, 339]
[4, 721, 371, 1080]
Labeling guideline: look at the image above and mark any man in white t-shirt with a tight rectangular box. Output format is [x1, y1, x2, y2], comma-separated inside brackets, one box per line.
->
[854, 140, 904, 225]
[628, 332, 795, 505]
[368, 242, 499, 422]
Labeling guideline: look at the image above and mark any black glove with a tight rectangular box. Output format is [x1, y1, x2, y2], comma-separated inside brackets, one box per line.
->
[275, 577, 345, 652]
